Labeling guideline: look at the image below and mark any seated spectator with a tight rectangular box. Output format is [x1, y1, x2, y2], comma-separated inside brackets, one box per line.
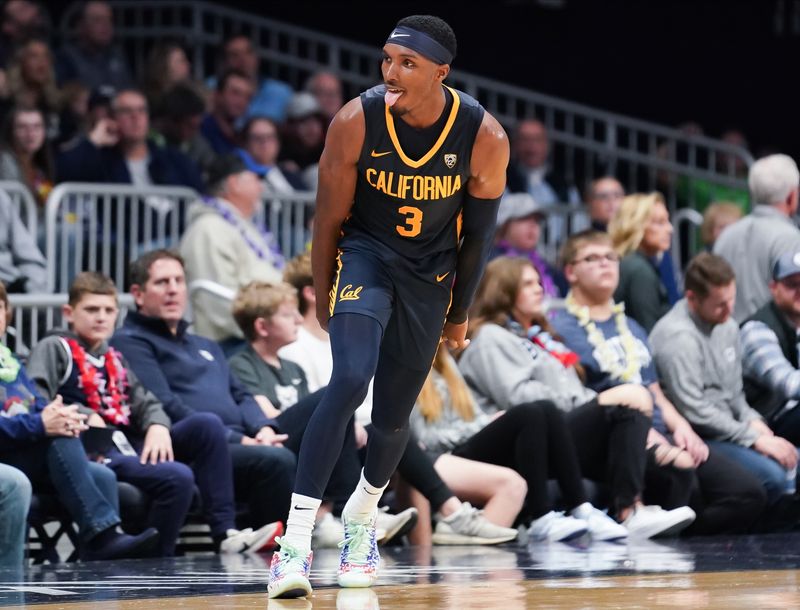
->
[0, 105, 54, 210]
[0, 280, 159, 560]
[714, 154, 800, 322]
[27, 272, 282, 556]
[55, 0, 132, 91]
[0, 463, 30, 570]
[652, 253, 798, 508]
[584, 176, 625, 232]
[492, 192, 566, 298]
[110, 250, 296, 529]
[278, 92, 326, 191]
[54, 80, 90, 148]
[227, 281, 418, 548]
[304, 70, 343, 127]
[56, 88, 204, 191]
[141, 39, 192, 117]
[701, 201, 742, 251]
[279, 253, 514, 546]
[238, 116, 305, 193]
[0, 1, 50, 69]
[553, 231, 767, 534]
[463, 256, 699, 537]
[609, 192, 675, 333]
[2, 37, 59, 138]
[415, 346, 625, 542]
[215, 34, 293, 123]
[200, 69, 253, 156]
[181, 154, 282, 345]
[150, 82, 215, 178]
[0, 186, 46, 292]
[742, 251, 800, 443]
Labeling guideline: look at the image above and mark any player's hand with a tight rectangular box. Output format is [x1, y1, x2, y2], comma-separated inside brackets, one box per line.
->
[140, 424, 174, 465]
[441, 320, 469, 350]
[256, 426, 289, 447]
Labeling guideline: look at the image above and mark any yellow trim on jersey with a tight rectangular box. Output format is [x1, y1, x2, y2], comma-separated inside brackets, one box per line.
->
[329, 250, 344, 317]
[384, 85, 461, 169]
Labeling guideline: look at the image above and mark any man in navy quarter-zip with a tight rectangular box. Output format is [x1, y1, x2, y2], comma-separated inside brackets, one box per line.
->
[266, 14, 509, 599]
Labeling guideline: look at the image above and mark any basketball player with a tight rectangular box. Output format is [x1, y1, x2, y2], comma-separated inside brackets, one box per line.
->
[268, 14, 509, 598]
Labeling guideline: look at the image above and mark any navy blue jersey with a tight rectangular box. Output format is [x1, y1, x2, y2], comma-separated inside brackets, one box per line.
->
[343, 84, 484, 257]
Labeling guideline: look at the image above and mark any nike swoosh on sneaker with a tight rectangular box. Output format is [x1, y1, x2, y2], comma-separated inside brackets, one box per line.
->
[370, 150, 392, 158]
[363, 486, 381, 496]
[294, 505, 314, 510]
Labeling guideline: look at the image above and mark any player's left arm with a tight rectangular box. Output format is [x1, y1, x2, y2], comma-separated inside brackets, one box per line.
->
[442, 112, 509, 350]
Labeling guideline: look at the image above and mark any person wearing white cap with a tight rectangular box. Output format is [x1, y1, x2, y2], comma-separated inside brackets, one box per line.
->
[742, 251, 800, 446]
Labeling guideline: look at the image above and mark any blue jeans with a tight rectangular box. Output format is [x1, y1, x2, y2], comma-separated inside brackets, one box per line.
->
[705, 440, 791, 506]
[0, 437, 119, 543]
[0, 464, 32, 569]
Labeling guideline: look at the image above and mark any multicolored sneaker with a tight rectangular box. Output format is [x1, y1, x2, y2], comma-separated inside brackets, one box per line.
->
[337, 512, 380, 588]
[267, 537, 313, 599]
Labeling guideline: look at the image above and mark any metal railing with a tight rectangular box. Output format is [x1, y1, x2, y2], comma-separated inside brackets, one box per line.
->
[44, 183, 198, 292]
[58, 1, 753, 214]
[0, 181, 39, 238]
[6, 293, 135, 356]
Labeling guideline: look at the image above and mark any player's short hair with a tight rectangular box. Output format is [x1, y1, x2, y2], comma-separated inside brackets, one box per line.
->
[395, 15, 457, 61]
[283, 253, 313, 315]
[232, 281, 298, 342]
[560, 230, 613, 268]
[68, 272, 117, 306]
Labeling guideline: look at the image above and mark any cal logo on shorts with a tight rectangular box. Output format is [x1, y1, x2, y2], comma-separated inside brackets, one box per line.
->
[339, 284, 363, 302]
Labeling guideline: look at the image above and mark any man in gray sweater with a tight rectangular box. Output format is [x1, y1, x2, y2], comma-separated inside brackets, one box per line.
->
[650, 253, 798, 506]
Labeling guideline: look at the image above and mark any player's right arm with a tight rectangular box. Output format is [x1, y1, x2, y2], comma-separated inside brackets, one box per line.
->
[311, 97, 366, 330]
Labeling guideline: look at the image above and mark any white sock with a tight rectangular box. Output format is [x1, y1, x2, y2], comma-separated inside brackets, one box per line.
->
[342, 470, 387, 522]
[281, 493, 321, 555]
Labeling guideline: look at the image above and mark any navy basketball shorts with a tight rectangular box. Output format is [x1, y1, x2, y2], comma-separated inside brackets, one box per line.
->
[329, 235, 457, 370]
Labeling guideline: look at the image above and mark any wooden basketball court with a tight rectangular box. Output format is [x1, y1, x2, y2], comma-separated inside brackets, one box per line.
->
[2, 534, 799, 609]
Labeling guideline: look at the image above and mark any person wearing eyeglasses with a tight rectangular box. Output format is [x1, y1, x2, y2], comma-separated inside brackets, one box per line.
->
[609, 192, 675, 333]
[585, 176, 625, 232]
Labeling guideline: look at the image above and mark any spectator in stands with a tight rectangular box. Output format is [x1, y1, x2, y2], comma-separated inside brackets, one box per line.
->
[181, 154, 282, 345]
[217, 34, 293, 123]
[651, 253, 797, 509]
[227, 281, 420, 549]
[304, 70, 343, 126]
[54, 80, 89, 148]
[279, 253, 517, 546]
[2, 37, 59, 138]
[200, 69, 253, 156]
[238, 116, 305, 193]
[150, 82, 215, 178]
[416, 345, 628, 542]
[0, 463, 30, 569]
[0, 105, 54, 209]
[0, 186, 46, 292]
[741, 252, 800, 445]
[0, 280, 160, 560]
[492, 192, 566, 298]
[141, 39, 192, 117]
[507, 119, 579, 205]
[0, 1, 49, 60]
[27, 272, 283, 557]
[55, 0, 133, 92]
[584, 176, 625, 232]
[111, 249, 296, 529]
[553, 231, 767, 534]
[56, 88, 204, 191]
[609, 192, 674, 333]
[714, 154, 800, 322]
[278, 92, 326, 191]
[701, 201, 742, 251]
[463, 256, 702, 537]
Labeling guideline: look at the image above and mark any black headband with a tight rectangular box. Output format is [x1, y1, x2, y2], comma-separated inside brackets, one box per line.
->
[385, 25, 453, 65]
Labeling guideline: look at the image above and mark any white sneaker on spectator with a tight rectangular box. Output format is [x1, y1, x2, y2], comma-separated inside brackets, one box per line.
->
[375, 506, 418, 545]
[432, 502, 518, 545]
[571, 502, 628, 541]
[220, 522, 283, 553]
[528, 511, 588, 542]
[313, 513, 345, 549]
[622, 505, 696, 539]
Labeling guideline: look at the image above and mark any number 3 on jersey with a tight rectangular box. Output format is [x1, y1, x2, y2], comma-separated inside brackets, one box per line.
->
[396, 205, 423, 237]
